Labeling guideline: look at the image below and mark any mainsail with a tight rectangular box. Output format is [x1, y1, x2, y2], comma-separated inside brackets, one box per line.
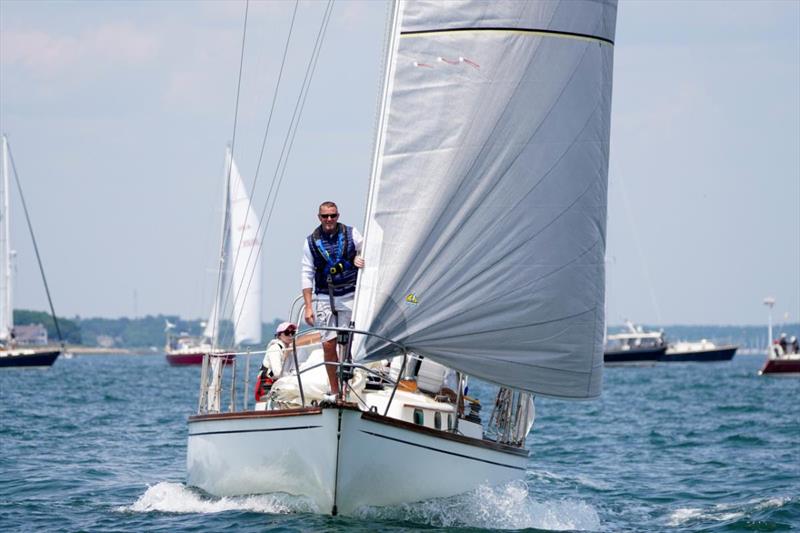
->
[203, 147, 262, 346]
[353, 0, 617, 399]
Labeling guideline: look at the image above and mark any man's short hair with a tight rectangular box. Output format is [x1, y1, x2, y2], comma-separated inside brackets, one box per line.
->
[319, 201, 338, 212]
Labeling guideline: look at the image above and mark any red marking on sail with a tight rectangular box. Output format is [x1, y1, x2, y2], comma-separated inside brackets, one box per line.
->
[413, 61, 434, 68]
[461, 57, 480, 69]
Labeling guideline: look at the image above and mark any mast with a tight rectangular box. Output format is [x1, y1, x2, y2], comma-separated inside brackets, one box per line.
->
[763, 296, 775, 351]
[208, 146, 233, 349]
[205, 147, 233, 413]
[0, 135, 12, 341]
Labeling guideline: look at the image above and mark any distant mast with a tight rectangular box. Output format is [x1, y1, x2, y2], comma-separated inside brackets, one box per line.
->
[0, 135, 12, 341]
[763, 297, 775, 349]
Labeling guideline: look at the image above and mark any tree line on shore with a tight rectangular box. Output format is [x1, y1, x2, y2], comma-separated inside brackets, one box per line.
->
[13, 310, 282, 349]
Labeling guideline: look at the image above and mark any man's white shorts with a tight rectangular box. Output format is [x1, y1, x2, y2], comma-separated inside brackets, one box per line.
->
[314, 299, 352, 342]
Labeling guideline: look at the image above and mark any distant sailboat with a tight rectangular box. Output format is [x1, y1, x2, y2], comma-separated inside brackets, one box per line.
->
[187, 0, 617, 515]
[0, 135, 63, 368]
[165, 147, 262, 366]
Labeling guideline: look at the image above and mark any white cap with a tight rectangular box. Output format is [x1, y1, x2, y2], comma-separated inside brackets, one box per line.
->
[275, 322, 296, 335]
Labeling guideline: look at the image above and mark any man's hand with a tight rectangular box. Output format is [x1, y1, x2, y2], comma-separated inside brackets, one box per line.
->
[304, 307, 315, 327]
[354, 255, 365, 268]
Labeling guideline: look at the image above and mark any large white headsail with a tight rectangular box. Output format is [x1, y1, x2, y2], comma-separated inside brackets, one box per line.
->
[226, 148, 262, 346]
[353, 0, 617, 399]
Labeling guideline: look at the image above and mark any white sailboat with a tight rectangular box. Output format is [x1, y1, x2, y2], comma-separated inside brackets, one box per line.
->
[0, 135, 63, 368]
[187, 0, 617, 515]
[165, 146, 262, 366]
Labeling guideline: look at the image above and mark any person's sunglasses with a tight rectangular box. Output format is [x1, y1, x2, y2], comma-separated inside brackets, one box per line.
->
[282, 330, 296, 336]
[319, 213, 339, 219]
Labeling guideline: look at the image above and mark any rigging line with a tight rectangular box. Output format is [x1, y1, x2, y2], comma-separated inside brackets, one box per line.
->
[217, 0, 299, 345]
[228, 0, 334, 346]
[211, 0, 250, 351]
[222, 0, 335, 348]
[5, 140, 63, 346]
[617, 171, 663, 324]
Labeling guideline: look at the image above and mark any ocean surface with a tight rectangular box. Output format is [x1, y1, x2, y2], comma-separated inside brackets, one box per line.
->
[1, 353, 797, 532]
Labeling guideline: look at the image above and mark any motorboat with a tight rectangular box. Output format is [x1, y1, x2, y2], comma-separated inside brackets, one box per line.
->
[604, 321, 666, 365]
[663, 339, 737, 362]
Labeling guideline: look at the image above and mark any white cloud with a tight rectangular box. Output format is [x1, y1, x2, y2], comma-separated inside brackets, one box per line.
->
[2, 23, 159, 79]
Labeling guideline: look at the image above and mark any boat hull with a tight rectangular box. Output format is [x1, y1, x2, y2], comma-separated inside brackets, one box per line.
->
[187, 406, 528, 515]
[662, 345, 737, 362]
[166, 352, 234, 366]
[604, 346, 666, 365]
[759, 358, 800, 375]
[0, 348, 61, 368]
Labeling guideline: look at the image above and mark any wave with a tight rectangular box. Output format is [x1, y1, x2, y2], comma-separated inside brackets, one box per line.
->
[666, 495, 794, 527]
[354, 480, 601, 530]
[529, 469, 612, 491]
[120, 481, 317, 515]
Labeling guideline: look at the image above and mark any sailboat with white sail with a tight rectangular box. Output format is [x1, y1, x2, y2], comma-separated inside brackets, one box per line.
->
[0, 135, 64, 368]
[186, 0, 617, 515]
[165, 147, 262, 366]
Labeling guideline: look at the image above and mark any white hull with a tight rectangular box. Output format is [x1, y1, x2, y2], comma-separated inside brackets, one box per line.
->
[187, 405, 528, 515]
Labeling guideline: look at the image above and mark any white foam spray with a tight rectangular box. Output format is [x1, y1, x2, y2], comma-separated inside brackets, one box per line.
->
[120, 482, 317, 515]
[354, 480, 601, 530]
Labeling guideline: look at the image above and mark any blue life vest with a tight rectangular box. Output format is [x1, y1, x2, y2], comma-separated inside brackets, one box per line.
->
[308, 223, 358, 296]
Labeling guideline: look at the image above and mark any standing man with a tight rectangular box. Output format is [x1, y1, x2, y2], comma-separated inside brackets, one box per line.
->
[302, 201, 364, 396]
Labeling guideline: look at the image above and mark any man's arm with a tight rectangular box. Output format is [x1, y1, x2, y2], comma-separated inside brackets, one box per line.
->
[302, 239, 315, 325]
[303, 288, 314, 326]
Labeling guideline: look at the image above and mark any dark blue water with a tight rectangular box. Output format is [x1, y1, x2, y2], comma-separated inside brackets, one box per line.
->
[1, 353, 798, 531]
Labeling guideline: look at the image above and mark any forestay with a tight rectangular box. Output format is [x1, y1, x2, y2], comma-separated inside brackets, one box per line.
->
[352, 0, 617, 399]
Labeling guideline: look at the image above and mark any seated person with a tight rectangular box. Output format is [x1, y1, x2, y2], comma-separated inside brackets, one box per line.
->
[254, 322, 297, 402]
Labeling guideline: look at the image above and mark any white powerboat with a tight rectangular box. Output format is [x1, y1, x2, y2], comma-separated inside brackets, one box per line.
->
[604, 321, 667, 365]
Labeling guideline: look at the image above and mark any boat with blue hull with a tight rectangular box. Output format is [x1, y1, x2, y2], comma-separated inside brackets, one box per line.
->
[0, 348, 60, 368]
[663, 340, 737, 363]
[0, 135, 63, 368]
[604, 322, 666, 365]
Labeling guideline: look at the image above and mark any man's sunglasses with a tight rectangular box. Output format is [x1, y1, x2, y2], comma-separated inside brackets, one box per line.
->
[282, 329, 296, 336]
[319, 213, 339, 219]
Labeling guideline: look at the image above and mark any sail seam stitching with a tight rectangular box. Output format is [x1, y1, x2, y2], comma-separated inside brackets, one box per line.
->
[400, 27, 614, 46]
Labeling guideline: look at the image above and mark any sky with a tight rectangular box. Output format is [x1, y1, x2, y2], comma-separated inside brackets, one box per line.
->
[0, 0, 797, 328]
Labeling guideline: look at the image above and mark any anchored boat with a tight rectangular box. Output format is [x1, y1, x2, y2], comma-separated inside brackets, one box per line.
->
[663, 339, 737, 362]
[187, 0, 618, 515]
[0, 135, 64, 368]
[604, 321, 667, 365]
